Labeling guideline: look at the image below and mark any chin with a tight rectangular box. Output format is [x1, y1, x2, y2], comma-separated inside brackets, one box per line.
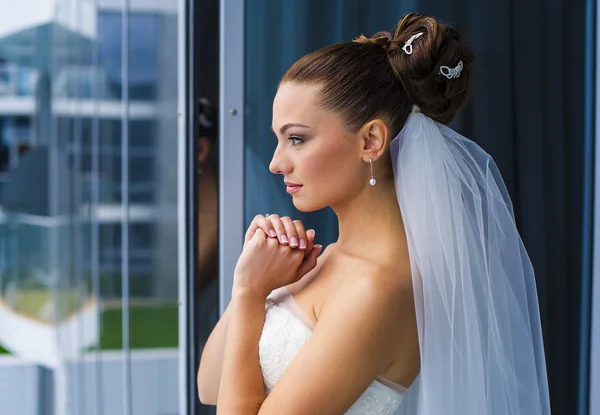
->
[291, 197, 327, 213]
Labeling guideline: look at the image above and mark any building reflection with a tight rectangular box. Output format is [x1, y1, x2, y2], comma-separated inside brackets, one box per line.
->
[0, 1, 183, 414]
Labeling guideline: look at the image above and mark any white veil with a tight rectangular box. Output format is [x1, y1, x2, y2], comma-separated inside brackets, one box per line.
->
[393, 108, 551, 414]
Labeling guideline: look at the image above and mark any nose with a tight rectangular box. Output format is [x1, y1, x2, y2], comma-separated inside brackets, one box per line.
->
[269, 145, 292, 175]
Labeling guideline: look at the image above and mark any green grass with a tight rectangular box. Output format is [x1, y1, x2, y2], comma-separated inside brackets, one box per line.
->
[97, 303, 178, 350]
[13, 289, 80, 321]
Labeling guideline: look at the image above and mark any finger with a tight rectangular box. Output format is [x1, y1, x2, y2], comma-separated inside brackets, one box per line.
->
[280, 216, 299, 248]
[245, 215, 277, 246]
[244, 215, 262, 246]
[254, 228, 267, 238]
[292, 220, 308, 250]
[297, 244, 323, 278]
[298, 229, 315, 258]
[251, 228, 268, 244]
[305, 229, 315, 254]
[258, 216, 278, 238]
[245, 228, 268, 251]
[266, 214, 288, 245]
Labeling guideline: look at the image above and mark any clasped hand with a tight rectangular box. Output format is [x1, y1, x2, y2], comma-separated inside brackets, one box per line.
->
[233, 214, 323, 299]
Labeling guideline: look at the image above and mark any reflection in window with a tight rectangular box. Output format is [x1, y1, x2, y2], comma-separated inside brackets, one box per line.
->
[0, 2, 182, 414]
[98, 12, 159, 100]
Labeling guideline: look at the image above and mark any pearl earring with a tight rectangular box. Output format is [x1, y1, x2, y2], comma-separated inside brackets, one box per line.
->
[369, 157, 376, 186]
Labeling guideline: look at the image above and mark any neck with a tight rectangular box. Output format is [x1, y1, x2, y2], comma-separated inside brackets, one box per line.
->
[331, 177, 408, 262]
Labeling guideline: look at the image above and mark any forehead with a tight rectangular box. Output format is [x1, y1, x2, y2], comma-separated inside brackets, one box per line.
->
[272, 83, 322, 125]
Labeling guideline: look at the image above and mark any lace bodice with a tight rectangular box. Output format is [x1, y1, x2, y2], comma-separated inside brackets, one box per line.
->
[258, 287, 406, 414]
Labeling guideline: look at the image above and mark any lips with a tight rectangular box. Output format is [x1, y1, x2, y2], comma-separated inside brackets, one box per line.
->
[285, 181, 303, 194]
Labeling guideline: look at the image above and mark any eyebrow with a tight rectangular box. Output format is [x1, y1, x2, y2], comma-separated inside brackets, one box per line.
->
[272, 123, 312, 135]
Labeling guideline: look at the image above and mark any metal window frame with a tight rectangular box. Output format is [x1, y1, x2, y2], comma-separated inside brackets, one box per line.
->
[589, 0, 600, 412]
[219, 0, 245, 315]
[120, 2, 133, 414]
[178, 0, 195, 413]
[180, 0, 233, 413]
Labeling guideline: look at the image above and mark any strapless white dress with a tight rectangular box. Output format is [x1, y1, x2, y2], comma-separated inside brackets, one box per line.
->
[259, 286, 407, 414]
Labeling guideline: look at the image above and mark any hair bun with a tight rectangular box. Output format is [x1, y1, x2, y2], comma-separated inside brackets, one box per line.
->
[383, 13, 476, 124]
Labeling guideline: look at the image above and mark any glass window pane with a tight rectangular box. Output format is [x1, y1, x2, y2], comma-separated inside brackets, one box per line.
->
[0, 1, 183, 414]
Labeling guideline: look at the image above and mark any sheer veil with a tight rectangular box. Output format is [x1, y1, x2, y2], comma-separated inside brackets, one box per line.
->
[393, 107, 551, 414]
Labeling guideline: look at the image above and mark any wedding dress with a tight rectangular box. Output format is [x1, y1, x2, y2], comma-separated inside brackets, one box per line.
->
[259, 286, 407, 415]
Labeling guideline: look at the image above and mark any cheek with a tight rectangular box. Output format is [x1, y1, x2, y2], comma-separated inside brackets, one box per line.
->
[313, 155, 349, 182]
[294, 145, 361, 209]
[302, 144, 348, 182]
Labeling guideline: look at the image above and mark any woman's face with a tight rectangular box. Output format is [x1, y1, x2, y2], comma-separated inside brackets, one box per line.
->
[270, 82, 366, 212]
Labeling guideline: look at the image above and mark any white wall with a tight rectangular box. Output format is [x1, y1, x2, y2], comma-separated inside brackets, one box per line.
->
[0, 299, 99, 369]
[0, 359, 42, 415]
[0, 350, 179, 415]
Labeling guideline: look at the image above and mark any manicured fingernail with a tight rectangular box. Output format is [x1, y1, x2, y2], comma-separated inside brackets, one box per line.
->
[290, 236, 298, 248]
[308, 229, 315, 238]
[299, 239, 307, 249]
[269, 229, 277, 237]
[280, 234, 289, 244]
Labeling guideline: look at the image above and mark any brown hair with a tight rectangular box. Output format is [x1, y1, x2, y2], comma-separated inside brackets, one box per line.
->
[280, 13, 476, 136]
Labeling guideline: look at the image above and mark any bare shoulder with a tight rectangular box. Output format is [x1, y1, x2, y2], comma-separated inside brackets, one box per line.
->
[289, 244, 413, 332]
[324, 258, 413, 323]
[340, 251, 412, 294]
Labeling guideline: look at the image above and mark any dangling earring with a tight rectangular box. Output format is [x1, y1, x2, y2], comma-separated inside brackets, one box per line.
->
[369, 157, 376, 186]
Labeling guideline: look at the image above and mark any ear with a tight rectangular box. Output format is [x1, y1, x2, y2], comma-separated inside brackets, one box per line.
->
[359, 119, 389, 162]
[198, 136, 212, 164]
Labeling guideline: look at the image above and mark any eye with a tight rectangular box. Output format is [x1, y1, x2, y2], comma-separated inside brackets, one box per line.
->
[289, 136, 304, 146]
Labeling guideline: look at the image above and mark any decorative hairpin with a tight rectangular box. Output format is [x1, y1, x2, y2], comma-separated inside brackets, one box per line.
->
[439, 60, 463, 79]
[402, 32, 424, 55]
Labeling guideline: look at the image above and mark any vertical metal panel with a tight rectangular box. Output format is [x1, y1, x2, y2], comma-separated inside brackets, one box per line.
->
[177, 0, 191, 413]
[90, 2, 104, 414]
[219, 0, 245, 315]
[121, 0, 132, 413]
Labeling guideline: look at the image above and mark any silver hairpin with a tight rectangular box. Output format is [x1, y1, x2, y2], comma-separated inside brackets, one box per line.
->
[439, 60, 464, 79]
[402, 32, 424, 55]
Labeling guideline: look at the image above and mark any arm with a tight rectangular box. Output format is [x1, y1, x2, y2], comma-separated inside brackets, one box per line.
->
[197, 302, 231, 405]
[217, 273, 413, 415]
[217, 288, 269, 413]
[199, 214, 314, 405]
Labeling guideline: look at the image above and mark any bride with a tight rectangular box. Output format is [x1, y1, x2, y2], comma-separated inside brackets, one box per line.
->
[198, 12, 551, 415]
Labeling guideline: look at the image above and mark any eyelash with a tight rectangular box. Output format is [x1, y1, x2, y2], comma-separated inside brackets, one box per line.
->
[288, 136, 304, 146]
